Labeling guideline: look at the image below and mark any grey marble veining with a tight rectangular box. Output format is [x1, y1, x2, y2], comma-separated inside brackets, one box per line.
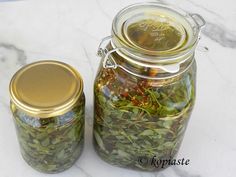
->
[75, 164, 93, 177]
[0, 43, 26, 67]
[0, 43, 27, 109]
[156, 0, 236, 48]
[0, 0, 235, 177]
[185, 0, 223, 19]
[186, 0, 236, 48]
[202, 22, 236, 48]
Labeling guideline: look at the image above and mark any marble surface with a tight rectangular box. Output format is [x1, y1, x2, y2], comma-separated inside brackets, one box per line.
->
[0, 0, 236, 177]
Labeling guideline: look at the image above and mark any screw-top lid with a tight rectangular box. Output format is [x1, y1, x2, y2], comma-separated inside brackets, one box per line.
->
[9, 60, 83, 118]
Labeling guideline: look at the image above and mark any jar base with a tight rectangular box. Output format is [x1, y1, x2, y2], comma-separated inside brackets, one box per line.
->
[20, 141, 84, 174]
[93, 142, 173, 172]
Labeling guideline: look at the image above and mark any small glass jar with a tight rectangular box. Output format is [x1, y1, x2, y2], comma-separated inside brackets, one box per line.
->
[93, 2, 205, 171]
[9, 60, 85, 173]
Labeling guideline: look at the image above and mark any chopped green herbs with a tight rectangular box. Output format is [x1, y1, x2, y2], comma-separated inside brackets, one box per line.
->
[93, 63, 196, 171]
[11, 94, 85, 173]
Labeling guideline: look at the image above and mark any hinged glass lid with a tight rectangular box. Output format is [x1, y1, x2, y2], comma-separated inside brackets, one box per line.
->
[111, 2, 205, 58]
[123, 12, 187, 52]
[97, 2, 205, 78]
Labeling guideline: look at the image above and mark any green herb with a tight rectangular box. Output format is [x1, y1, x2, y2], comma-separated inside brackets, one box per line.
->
[93, 64, 196, 171]
[11, 94, 85, 173]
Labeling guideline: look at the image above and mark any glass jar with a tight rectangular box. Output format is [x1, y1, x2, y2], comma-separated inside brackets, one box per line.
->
[9, 60, 85, 173]
[93, 2, 205, 171]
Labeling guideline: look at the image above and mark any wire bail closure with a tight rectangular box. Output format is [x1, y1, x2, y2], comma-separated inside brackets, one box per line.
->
[97, 13, 205, 74]
[97, 35, 198, 80]
[96, 14, 205, 78]
[190, 13, 206, 28]
[97, 36, 184, 73]
[97, 36, 120, 69]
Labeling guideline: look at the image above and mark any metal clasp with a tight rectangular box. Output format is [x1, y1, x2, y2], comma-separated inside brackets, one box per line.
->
[97, 36, 112, 57]
[97, 35, 119, 69]
[96, 36, 191, 79]
[97, 36, 182, 73]
[190, 13, 206, 28]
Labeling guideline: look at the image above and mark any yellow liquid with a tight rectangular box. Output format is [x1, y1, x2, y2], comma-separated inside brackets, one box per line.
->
[124, 19, 187, 52]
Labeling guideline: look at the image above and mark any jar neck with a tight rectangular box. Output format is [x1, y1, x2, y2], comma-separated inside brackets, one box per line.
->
[96, 2, 205, 80]
[97, 36, 196, 80]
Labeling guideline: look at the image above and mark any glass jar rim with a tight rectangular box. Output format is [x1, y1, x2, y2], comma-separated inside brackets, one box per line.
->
[111, 2, 205, 63]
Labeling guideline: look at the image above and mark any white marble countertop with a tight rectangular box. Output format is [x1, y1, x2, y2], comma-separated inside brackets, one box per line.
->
[0, 0, 236, 177]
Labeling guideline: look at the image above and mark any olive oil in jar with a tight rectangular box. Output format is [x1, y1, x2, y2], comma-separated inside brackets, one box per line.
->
[9, 60, 85, 173]
[124, 17, 187, 51]
[94, 2, 205, 171]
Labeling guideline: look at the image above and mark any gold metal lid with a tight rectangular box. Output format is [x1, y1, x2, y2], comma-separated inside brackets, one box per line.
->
[9, 60, 83, 118]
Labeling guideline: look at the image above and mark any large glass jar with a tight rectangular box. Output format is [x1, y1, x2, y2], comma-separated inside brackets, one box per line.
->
[9, 60, 85, 173]
[93, 2, 205, 171]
